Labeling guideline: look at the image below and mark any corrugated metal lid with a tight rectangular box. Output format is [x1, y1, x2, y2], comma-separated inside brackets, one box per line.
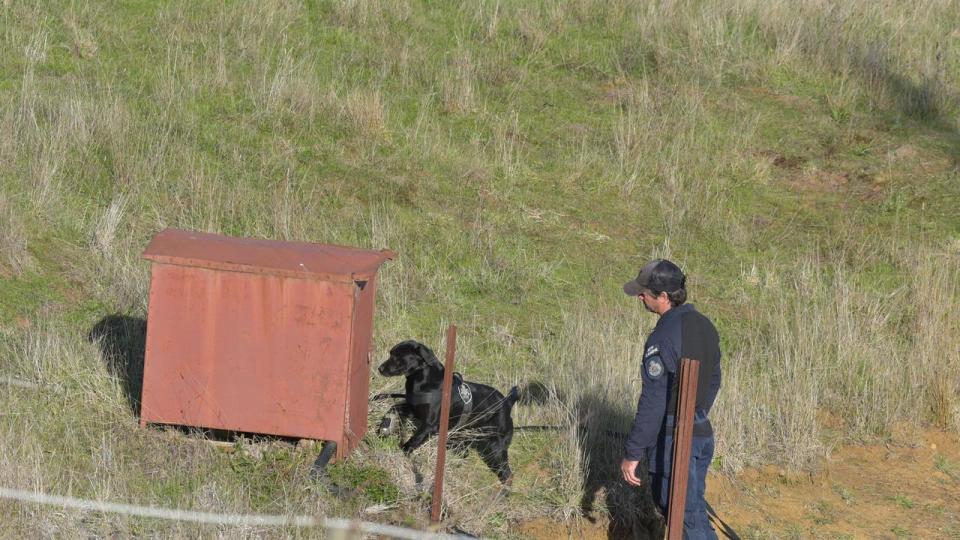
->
[142, 228, 395, 281]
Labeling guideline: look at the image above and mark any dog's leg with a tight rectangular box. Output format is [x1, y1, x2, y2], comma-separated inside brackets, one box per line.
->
[401, 402, 441, 454]
[493, 447, 513, 485]
[494, 417, 515, 485]
[401, 424, 438, 454]
[475, 437, 514, 485]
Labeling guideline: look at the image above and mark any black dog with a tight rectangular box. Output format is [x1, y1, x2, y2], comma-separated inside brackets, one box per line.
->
[377, 340, 519, 484]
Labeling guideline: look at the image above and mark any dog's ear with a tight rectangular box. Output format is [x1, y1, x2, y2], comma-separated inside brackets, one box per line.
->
[415, 342, 442, 368]
[391, 340, 417, 355]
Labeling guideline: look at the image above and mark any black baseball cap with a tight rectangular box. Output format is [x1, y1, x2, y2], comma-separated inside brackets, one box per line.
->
[623, 259, 686, 296]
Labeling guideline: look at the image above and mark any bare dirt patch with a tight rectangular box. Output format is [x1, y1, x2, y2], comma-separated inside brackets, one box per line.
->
[518, 429, 959, 539]
[518, 517, 608, 540]
[600, 77, 639, 107]
[754, 150, 805, 170]
[711, 428, 960, 539]
[741, 87, 817, 110]
[790, 168, 849, 193]
[888, 144, 919, 161]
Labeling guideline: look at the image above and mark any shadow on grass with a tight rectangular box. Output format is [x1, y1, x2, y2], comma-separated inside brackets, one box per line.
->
[575, 392, 663, 540]
[88, 314, 147, 418]
[855, 44, 954, 124]
[807, 29, 960, 163]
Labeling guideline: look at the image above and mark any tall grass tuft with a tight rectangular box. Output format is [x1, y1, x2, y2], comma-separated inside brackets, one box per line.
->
[343, 89, 388, 137]
[911, 249, 960, 430]
[441, 47, 477, 114]
[0, 195, 35, 276]
[714, 247, 960, 471]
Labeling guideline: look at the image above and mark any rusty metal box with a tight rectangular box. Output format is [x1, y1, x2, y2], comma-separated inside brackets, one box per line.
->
[140, 228, 393, 458]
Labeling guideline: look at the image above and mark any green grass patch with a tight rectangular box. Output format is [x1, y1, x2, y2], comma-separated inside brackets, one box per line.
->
[327, 461, 401, 505]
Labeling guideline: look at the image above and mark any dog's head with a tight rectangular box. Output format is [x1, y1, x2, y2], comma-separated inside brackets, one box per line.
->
[378, 340, 442, 377]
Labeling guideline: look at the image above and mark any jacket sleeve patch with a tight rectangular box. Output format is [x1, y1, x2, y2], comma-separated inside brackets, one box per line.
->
[646, 356, 665, 379]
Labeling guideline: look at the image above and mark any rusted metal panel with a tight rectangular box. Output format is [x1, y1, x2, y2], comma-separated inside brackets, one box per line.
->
[140, 229, 392, 456]
[342, 275, 378, 458]
[143, 228, 395, 282]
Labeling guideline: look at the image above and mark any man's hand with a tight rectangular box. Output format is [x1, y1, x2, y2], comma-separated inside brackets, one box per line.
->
[620, 458, 642, 486]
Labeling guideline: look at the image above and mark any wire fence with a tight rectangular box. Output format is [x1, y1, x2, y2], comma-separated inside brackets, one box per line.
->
[0, 487, 475, 539]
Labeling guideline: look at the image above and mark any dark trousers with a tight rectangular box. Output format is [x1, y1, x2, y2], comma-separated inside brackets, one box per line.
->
[649, 434, 717, 540]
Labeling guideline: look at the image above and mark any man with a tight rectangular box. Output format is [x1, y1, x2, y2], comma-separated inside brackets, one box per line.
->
[620, 259, 721, 539]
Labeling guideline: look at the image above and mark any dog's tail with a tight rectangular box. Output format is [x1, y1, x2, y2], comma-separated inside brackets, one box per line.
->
[506, 386, 520, 409]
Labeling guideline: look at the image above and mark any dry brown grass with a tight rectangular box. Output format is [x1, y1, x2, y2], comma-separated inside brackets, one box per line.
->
[0, 195, 35, 277]
[441, 47, 477, 114]
[343, 88, 388, 137]
[911, 248, 960, 430]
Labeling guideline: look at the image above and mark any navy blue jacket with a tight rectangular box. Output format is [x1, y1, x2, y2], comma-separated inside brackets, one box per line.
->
[624, 304, 721, 461]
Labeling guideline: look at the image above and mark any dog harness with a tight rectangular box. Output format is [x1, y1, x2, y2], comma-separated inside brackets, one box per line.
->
[405, 372, 473, 430]
[453, 373, 473, 430]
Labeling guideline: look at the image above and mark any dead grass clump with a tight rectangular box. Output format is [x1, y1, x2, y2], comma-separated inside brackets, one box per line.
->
[45, 96, 94, 155]
[441, 48, 477, 114]
[752, 1, 958, 121]
[492, 111, 523, 179]
[0, 195, 35, 276]
[367, 208, 414, 343]
[2, 323, 130, 422]
[516, 8, 548, 53]
[471, 0, 501, 42]
[17, 29, 47, 128]
[90, 194, 129, 257]
[26, 137, 67, 214]
[94, 96, 138, 188]
[910, 249, 960, 430]
[343, 89, 387, 137]
[77, 192, 150, 313]
[331, 0, 378, 27]
[261, 51, 321, 119]
[331, 0, 412, 27]
[610, 80, 655, 197]
[716, 246, 960, 469]
[63, 12, 98, 59]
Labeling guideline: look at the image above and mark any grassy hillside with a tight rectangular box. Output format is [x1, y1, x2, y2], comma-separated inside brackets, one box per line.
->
[1, 1, 958, 537]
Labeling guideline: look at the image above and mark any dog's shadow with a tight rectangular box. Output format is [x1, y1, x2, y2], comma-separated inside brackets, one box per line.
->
[88, 314, 147, 418]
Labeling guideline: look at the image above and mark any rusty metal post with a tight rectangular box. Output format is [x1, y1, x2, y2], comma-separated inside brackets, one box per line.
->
[431, 325, 457, 523]
[666, 358, 700, 540]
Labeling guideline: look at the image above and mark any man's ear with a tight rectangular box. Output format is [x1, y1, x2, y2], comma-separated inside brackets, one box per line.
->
[415, 342, 441, 368]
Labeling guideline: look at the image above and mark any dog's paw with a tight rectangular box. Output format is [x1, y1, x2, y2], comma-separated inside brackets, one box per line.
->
[377, 414, 397, 437]
[493, 482, 513, 501]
